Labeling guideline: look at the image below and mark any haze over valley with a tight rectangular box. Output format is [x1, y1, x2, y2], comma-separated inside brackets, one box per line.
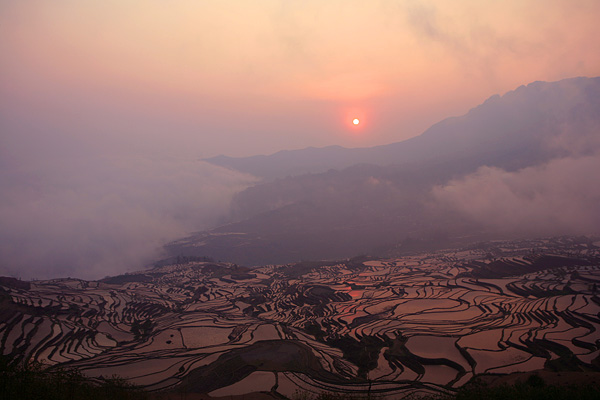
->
[172, 77, 600, 267]
[3, 76, 600, 398]
[2, 77, 600, 280]
[2, 1, 600, 281]
[2, 2, 600, 398]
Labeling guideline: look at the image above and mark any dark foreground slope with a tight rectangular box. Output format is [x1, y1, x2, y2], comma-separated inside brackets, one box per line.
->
[4, 357, 600, 400]
[172, 77, 600, 266]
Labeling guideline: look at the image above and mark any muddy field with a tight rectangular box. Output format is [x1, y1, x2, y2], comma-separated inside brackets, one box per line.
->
[1, 236, 599, 398]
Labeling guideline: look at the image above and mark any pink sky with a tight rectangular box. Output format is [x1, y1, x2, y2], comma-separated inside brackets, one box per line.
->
[2, 1, 600, 279]
[2, 0, 600, 158]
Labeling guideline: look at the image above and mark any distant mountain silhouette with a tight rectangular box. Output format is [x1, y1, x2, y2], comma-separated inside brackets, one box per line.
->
[207, 76, 600, 180]
[171, 77, 600, 265]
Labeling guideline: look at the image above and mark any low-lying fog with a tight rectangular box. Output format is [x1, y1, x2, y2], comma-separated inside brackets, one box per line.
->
[0, 148, 256, 280]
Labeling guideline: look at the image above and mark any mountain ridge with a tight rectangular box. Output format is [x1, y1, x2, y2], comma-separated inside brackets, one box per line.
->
[176, 76, 600, 266]
[206, 76, 600, 181]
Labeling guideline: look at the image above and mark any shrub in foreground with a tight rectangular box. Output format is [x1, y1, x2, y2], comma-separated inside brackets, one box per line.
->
[0, 356, 149, 400]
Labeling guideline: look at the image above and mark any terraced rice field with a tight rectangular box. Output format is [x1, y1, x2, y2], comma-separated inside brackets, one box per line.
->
[1, 237, 600, 398]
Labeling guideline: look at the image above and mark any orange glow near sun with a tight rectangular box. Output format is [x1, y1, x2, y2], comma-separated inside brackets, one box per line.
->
[342, 108, 367, 132]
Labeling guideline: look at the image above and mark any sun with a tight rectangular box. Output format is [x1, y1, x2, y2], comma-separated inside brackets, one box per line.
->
[352, 118, 360, 125]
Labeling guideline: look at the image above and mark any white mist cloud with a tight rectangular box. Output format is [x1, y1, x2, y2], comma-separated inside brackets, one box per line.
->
[0, 155, 256, 280]
[432, 154, 600, 236]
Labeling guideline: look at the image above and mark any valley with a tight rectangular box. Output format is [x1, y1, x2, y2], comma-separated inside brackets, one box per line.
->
[2, 236, 599, 398]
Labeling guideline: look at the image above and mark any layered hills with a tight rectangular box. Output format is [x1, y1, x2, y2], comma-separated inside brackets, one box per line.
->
[171, 77, 600, 266]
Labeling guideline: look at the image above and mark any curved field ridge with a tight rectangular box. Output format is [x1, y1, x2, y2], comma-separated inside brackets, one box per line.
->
[1, 236, 600, 397]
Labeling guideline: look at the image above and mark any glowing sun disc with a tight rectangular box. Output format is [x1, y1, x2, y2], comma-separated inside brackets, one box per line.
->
[352, 118, 360, 125]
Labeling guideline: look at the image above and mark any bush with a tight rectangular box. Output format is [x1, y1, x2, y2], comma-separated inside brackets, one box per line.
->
[453, 376, 600, 400]
[0, 356, 150, 400]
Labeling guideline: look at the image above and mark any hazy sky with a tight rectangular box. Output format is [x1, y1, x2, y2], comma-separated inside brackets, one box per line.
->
[2, 0, 600, 158]
[1, 1, 600, 279]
